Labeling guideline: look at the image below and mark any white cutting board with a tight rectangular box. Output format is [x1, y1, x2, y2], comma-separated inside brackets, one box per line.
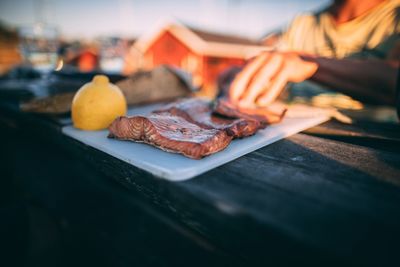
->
[62, 103, 330, 181]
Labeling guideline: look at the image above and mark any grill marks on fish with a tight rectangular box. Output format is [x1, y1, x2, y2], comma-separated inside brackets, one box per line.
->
[108, 114, 232, 159]
[108, 98, 286, 159]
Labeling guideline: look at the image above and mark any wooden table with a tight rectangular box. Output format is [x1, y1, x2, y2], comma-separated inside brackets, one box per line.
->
[1, 100, 400, 267]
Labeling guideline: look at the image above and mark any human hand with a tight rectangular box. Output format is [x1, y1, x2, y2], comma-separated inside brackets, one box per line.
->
[229, 51, 318, 107]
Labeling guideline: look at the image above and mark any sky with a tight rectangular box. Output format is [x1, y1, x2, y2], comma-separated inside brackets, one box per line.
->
[0, 0, 331, 40]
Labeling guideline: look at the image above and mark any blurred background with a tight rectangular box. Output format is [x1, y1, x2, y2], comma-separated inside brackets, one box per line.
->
[2, 0, 396, 124]
[0, 0, 329, 39]
[0, 0, 329, 76]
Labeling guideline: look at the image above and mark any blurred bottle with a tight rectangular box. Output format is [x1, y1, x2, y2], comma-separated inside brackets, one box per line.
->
[99, 37, 127, 73]
[18, 23, 59, 73]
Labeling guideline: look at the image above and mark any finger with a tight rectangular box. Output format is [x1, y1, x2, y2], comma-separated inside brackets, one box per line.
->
[256, 70, 288, 106]
[229, 53, 270, 102]
[239, 54, 284, 107]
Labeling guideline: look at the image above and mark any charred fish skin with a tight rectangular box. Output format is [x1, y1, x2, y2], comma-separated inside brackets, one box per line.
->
[108, 114, 232, 159]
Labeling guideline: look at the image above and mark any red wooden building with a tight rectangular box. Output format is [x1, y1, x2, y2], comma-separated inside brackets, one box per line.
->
[124, 22, 266, 96]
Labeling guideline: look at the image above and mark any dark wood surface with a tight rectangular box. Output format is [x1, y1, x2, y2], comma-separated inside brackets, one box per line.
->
[1, 101, 400, 266]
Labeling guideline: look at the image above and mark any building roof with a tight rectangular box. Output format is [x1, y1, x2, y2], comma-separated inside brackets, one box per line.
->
[133, 21, 268, 59]
[189, 27, 262, 46]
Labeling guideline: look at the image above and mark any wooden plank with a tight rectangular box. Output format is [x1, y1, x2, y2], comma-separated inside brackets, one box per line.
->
[305, 120, 400, 141]
[57, 129, 400, 265]
[2, 102, 400, 265]
[303, 120, 400, 152]
[172, 134, 400, 261]
[0, 129, 241, 267]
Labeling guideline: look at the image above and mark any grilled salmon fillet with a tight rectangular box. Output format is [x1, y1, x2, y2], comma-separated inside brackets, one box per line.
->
[108, 98, 286, 159]
[108, 114, 232, 159]
[154, 98, 261, 138]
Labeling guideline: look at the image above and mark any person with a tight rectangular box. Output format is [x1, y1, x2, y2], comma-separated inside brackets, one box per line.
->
[229, 0, 400, 109]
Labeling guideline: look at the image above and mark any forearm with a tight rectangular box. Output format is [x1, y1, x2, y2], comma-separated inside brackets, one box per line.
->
[301, 55, 399, 105]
